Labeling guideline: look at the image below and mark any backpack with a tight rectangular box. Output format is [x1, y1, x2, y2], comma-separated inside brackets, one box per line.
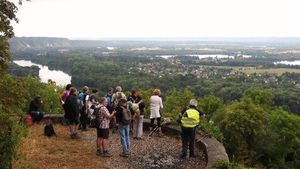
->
[106, 94, 112, 108]
[121, 107, 132, 124]
[113, 92, 125, 107]
[78, 93, 84, 110]
[131, 100, 143, 113]
[44, 121, 56, 137]
[90, 107, 102, 128]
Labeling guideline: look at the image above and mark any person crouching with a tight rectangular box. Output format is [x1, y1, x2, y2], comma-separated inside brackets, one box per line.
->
[116, 98, 132, 157]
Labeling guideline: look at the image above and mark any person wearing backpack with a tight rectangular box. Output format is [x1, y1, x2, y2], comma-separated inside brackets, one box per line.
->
[80, 86, 89, 131]
[178, 99, 201, 159]
[105, 87, 114, 112]
[116, 98, 131, 157]
[89, 88, 99, 125]
[96, 97, 116, 157]
[132, 93, 145, 139]
[60, 84, 72, 113]
[111, 86, 126, 108]
[64, 87, 80, 139]
[127, 90, 138, 133]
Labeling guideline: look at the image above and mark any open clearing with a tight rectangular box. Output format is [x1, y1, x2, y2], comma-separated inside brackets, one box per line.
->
[13, 124, 206, 169]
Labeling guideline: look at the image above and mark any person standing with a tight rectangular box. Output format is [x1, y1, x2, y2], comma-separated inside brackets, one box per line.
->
[64, 87, 80, 139]
[60, 84, 72, 113]
[127, 90, 138, 133]
[132, 93, 145, 139]
[80, 86, 89, 131]
[111, 86, 126, 133]
[149, 89, 163, 136]
[105, 87, 114, 112]
[116, 98, 131, 157]
[111, 86, 127, 108]
[96, 97, 115, 157]
[178, 99, 200, 159]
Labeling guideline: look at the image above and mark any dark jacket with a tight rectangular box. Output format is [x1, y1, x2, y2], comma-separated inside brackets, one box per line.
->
[64, 94, 80, 119]
[28, 97, 42, 114]
[136, 99, 146, 115]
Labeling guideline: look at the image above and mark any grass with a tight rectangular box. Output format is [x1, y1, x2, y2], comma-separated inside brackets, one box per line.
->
[13, 124, 107, 169]
[240, 68, 300, 75]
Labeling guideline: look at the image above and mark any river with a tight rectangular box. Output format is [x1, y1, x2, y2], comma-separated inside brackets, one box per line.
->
[13, 60, 71, 86]
[274, 60, 300, 65]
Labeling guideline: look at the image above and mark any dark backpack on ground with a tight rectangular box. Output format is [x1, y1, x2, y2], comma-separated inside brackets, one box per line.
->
[44, 120, 56, 137]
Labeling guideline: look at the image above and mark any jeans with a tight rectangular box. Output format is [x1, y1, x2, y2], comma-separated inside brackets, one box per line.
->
[29, 111, 44, 123]
[119, 124, 130, 153]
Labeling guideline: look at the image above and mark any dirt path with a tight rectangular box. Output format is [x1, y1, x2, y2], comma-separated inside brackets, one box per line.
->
[13, 124, 206, 169]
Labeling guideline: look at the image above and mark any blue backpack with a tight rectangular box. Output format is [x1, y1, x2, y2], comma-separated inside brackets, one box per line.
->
[78, 92, 85, 110]
[106, 94, 112, 108]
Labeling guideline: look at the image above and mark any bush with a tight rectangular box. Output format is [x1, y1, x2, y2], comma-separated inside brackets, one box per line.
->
[0, 105, 26, 169]
[214, 159, 248, 169]
[197, 118, 224, 142]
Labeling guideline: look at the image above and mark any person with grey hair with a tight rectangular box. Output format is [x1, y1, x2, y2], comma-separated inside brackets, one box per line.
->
[178, 99, 202, 159]
[111, 86, 127, 108]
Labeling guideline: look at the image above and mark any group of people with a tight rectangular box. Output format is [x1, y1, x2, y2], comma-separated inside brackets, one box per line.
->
[60, 84, 201, 159]
[60, 85, 149, 157]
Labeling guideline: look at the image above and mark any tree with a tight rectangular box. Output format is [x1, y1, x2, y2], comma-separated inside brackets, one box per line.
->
[215, 97, 268, 166]
[199, 95, 224, 121]
[0, 0, 20, 74]
[164, 88, 195, 121]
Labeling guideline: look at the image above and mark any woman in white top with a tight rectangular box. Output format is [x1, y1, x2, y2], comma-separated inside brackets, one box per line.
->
[150, 89, 163, 135]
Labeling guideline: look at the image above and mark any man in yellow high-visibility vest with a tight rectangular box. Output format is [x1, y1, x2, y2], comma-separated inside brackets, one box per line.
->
[178, 99, 201, 159]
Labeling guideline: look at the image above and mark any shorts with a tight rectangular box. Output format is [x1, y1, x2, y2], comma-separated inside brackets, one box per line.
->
[97, 128, 109, 139]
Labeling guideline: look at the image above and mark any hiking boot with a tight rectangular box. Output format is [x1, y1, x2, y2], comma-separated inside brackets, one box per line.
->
[119, 152, 129, 157]
[180, 154, 187, 159]
[102, 150, 112, 157]
[96, 150, 103, 156]
[73, 133, 80, 139]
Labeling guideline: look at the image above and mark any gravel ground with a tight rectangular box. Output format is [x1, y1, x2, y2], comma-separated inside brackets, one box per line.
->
[14, 124, 206, 169]
[82, 126, 206, 169]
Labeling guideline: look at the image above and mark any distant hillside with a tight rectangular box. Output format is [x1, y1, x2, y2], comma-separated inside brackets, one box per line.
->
[9, 37, 72, 50]
[9, 37, 110, 50]
[9, 37, 300, 51]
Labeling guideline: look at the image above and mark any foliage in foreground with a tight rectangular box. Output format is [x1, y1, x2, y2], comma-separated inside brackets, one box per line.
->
[213, 88, 300, 168]
[0, 75, 62, 169]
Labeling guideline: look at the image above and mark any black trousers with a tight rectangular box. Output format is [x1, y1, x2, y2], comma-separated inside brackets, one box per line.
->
[150, 117, 161, 128]
[80, 111, 88, 129]
[181, 127, 196, 156]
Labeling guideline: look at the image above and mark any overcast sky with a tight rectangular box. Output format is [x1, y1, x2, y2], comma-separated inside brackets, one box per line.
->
[11, 0, 300, 39]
